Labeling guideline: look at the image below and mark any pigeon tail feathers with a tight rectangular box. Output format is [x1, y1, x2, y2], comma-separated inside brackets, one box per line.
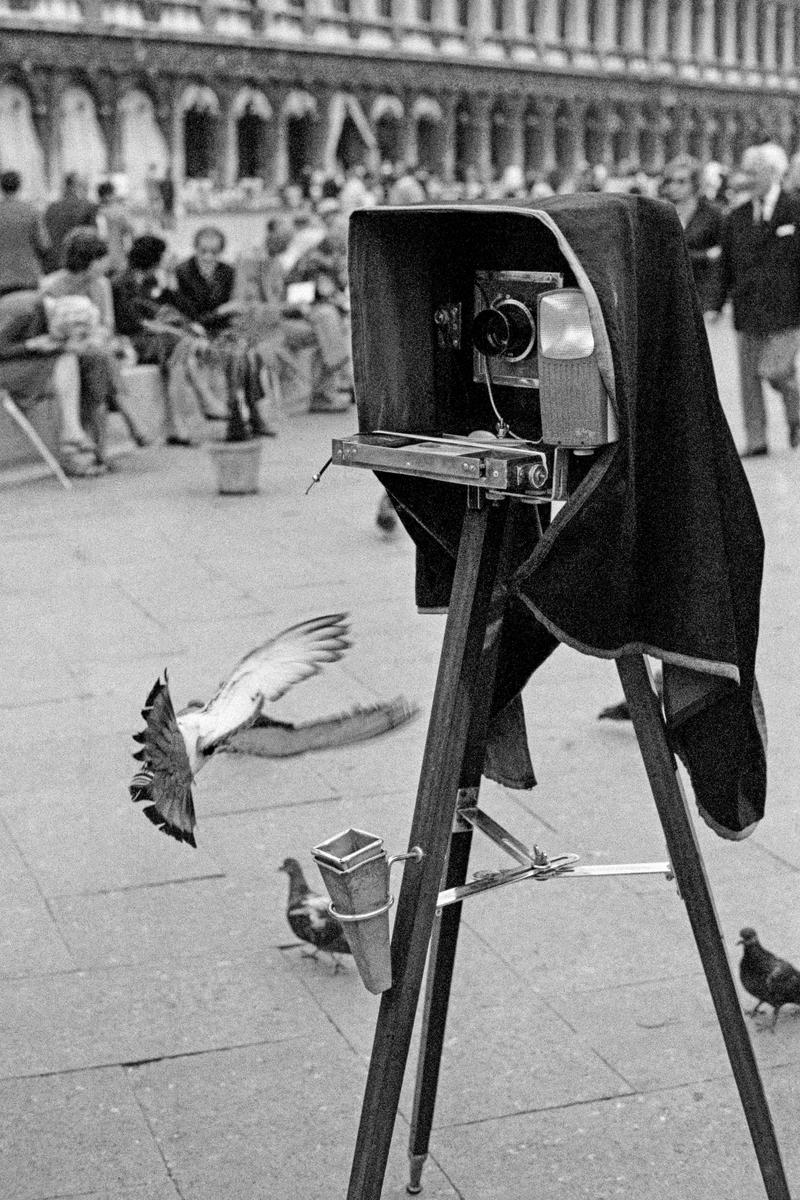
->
[129, 672, 197, 847]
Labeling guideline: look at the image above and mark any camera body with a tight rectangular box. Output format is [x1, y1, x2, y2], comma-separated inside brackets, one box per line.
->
[345, 206, 618, 498]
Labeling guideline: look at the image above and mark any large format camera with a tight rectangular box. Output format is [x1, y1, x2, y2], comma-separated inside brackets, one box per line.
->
[334, 205, 619, 501]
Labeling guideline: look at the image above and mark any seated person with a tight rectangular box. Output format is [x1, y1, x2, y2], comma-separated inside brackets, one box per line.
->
[174, 226, 272, 436]
[234, 215, 352, 413]
[111, 233, 184, 366]
[41, 225, 115, 331]
[0, 289, 107, 477]
[41, 226, 149, 448]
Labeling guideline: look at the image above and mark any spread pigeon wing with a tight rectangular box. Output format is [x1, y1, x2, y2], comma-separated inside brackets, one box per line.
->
[130, 674, 197, 846]
[188, 614, 351, 753]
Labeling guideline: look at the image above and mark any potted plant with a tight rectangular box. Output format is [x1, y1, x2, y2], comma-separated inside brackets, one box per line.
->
[207, 390, 263, 495]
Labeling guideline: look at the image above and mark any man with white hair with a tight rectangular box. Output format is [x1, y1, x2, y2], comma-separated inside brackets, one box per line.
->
[713, 141, 800, 456]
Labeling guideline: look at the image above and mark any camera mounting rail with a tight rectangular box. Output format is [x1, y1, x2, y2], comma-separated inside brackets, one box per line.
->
[331, 431, 551, 500]
[436, 800, 673, 908]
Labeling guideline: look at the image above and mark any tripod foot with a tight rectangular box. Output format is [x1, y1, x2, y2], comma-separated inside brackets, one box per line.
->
[407, 1151, 427, 1194]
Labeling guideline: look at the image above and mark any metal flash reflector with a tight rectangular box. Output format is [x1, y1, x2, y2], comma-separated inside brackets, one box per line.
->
[537, 288, 618, 449]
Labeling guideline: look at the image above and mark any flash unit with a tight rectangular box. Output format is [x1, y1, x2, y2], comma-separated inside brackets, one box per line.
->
[537, 288, 618, 450]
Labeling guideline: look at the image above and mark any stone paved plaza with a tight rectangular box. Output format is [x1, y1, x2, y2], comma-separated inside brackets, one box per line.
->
[1, 316, 800, 1199]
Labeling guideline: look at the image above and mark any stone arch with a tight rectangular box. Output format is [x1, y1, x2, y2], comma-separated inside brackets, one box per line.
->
[56, 84, 109, 192]
[0, 82, 46, 200]
[583, 103, 607, 166]
[283, 89, 318, 183]
[640, 106, 669, 172]
[324, 93, 377, 172]
[412, 95, 443, 173]
[554, 100, 578, 178]
[372, 93, 403, 164]
[454, 97, 472, 179]
[179, 84, 219, 181]
[118, 88, 169, 204]
[230, 86, 273, 181]
[524, 102, 547, 174]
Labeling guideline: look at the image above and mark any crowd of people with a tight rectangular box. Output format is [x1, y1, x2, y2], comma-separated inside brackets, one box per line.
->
[1, 141, 798, 479]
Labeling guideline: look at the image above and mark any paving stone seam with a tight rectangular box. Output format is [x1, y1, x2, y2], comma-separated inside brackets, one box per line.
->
[0, 810, 77, 968]
[46, 872, 228, 900]
[462, 919, 708, 996]
[122, 1063, 189, 1200]
[426, 1066, 792, 1132]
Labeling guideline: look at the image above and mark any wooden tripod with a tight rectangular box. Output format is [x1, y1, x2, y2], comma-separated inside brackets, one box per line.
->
[345, 490, 790, 1200]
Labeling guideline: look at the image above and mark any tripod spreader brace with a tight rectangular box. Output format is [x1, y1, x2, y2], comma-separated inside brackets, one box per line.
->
[437, 803, 674, 908]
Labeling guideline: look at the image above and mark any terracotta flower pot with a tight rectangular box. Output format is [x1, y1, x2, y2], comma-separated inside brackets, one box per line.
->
[208, 439, 263, 495]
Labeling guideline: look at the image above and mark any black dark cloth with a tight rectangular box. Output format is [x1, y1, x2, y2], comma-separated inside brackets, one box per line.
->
[174, 258, 236, 332]
[111, 268, 163, 336]
[683, 196, 724, 311]
[349, 195, 766, 839]
[717, 190, 800, 333]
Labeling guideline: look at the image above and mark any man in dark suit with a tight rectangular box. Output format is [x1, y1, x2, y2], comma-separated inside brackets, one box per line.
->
[713, 142, 800, 457]
[173, 225, 274, 437]
[174, 225, 237, 332]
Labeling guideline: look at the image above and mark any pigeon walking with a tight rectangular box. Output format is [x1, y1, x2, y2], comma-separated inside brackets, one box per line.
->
[279, 856, 352, 970]
[129, 614, 350, 846]
[738, 927, 800, 1030]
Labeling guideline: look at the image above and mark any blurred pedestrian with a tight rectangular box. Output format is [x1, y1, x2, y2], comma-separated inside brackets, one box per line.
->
[662, 154, 724, 312]
[43, 174, 97, 271]
[713, 143, 800, 456]
[0, 170, 50, 296]
[96, 181, 134, 275]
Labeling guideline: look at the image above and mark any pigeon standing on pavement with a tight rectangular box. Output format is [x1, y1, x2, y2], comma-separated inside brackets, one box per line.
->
[279, 856, 352, 969]
[129, 614, 351, 846]
[738, 927, 800, 1030]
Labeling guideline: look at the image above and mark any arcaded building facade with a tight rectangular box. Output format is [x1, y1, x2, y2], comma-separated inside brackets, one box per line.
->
[1, 0, 800, 200]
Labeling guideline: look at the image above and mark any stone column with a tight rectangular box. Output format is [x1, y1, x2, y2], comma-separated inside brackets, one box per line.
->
[467, 0, 491, 49]
[171, 85, 187, 197]
[719, 110, 739, 166]
[311, 86, 335, 175]
[569, 0, 589, 48]
[594, 0, 615, 51]
[742, 0, 758, 67]
[762, 0, 777, 69]
[780, 0, 796, 74]
[697, 0, 716, 63]
[674, 0, 693, 61]
[721, 0, 738, 66]
[649, 0, 668, 60]
[269, 84, 290, 188]
[494, 94, 525, 174]
[622, 0, 645, 54]
[439, 93, 457, 181]
[538, 98, 557, 173]
[538, 0, 560, 47]
[470, 92, 492, 183]
[400, 92, 419, 167]
[505, 0, 527, 40]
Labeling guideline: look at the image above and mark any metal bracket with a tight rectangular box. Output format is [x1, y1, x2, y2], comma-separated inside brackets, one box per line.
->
[437, 805, 673, 908]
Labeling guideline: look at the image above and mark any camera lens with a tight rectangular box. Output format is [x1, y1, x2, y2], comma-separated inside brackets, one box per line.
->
[472, 307, 510, 357]
[472, 299, 535, 362]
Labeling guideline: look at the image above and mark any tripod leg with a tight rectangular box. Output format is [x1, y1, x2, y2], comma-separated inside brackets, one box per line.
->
[617, 655, 790, 1200]
[346, 497, 510, 1200]
[406, 825, 473, 1194]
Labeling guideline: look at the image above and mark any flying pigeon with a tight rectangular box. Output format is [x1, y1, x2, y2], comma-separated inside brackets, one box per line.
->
[129, 614, 351, 846]
[738, 927, 800, 1030]
[279, 856, 352, 969]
